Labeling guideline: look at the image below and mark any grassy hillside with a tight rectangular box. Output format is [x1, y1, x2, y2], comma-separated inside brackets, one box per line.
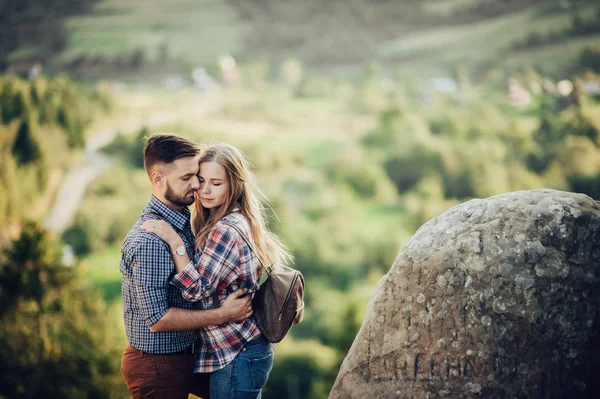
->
[61, 0, 246, 70]
[378, 5, 600, 77]
[58, 0, 600, 78]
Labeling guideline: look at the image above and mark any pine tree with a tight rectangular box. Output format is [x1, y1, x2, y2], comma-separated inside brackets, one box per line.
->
[0, 222, 116, 398]
[11, 118, 42, 165]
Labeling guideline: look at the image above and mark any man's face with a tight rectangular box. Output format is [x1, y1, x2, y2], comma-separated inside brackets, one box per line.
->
[161, 156, 200, 208]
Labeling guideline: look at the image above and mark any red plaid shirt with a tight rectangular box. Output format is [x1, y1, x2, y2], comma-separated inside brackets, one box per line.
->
[170, 212, 261, 372]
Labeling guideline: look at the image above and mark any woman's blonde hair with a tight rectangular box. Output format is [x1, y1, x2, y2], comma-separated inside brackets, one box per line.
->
[192, 143, 292, 272]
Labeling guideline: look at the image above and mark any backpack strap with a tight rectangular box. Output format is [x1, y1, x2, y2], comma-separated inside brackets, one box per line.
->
[221, 221, 271, 286]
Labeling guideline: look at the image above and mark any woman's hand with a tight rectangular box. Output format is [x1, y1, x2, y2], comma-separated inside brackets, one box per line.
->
[141, 219, 183, 248]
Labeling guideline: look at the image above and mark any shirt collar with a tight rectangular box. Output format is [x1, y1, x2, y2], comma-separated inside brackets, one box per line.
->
[143, 194, 190, 232]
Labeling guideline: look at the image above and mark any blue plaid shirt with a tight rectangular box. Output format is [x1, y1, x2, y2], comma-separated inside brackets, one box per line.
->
[120, 195, 198, 354]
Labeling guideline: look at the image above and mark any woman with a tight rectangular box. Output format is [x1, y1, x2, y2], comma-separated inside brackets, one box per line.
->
[141, 143, 291, 399]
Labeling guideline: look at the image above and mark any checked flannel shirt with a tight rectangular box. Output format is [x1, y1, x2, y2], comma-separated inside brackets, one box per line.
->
[120, 195, 198, 354]
[170, 211, 262, 373]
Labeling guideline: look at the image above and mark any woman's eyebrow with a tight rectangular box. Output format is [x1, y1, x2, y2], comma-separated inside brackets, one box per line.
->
[198, 176, 225, 182]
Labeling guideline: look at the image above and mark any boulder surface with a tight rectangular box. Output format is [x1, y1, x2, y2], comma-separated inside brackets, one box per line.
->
[330, 189, 600, 398]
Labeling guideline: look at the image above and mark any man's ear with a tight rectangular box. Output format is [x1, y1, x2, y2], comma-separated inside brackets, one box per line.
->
[151, 170, 166, 187]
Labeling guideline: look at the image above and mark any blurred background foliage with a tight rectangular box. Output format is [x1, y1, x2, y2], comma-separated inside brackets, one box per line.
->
[1, 0, 600, 398]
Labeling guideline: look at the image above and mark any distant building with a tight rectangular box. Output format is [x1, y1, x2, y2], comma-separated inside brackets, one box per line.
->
[163, 74, 188, 90]
[507, 80, 532, 108]
[581, 80, 600, 97]
[426, 77, 458, 93]
[219, 54, 238, 85]
[62, 245, 76, 267]
[191, 67, 219, 92]
[421, 77, 459, 105]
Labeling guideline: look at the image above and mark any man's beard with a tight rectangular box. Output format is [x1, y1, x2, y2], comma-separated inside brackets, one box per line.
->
[165, 183, 195, 207]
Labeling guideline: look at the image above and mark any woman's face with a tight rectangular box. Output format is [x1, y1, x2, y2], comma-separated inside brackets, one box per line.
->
[197, 161, 229, 213]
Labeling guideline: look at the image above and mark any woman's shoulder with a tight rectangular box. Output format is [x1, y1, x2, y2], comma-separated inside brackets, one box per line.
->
[215, 212, 250, 232]
[220, 211, 248, 227]
[215, 212, 249, 236]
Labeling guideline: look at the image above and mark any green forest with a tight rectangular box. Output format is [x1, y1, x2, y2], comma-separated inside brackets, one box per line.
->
[1, 0, 600, 398]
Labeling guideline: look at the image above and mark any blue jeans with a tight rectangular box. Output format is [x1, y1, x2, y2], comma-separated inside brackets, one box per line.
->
[210, 335, 274, 399]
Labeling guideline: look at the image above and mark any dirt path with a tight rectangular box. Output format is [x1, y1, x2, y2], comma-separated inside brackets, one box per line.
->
[43, 112, 176, 234]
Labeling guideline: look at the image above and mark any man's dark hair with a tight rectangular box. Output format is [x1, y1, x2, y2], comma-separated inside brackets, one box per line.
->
[143, 133, 200, 174]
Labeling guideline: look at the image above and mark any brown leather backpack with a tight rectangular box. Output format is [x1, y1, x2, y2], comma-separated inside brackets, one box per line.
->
[222, 222, 305, 343]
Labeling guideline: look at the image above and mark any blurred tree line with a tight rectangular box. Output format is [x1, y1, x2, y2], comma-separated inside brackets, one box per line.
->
[0, 74, 115, 398]
[0, 75, 111, 234]
[0, 0, 102, 69]
[0, 222, 121, 398]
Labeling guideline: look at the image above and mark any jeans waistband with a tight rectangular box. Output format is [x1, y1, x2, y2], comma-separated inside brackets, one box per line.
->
[245, 335, 270, 347]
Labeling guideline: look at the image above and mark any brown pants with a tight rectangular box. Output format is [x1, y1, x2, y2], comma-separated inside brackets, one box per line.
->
[121, 344, 210, 399]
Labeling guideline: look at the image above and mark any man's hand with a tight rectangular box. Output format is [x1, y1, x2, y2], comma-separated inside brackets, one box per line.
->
[221, 289, 253, 324]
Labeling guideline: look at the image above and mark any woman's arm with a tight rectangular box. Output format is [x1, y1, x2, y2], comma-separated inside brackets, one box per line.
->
[170, 223, 241, 302]
[141, 219, 241, 302]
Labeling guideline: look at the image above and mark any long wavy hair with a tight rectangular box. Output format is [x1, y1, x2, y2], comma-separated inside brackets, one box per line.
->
[192, 143, 292, 272]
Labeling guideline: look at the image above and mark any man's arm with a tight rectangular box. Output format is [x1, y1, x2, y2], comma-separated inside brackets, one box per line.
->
[149, 288, 253, 332]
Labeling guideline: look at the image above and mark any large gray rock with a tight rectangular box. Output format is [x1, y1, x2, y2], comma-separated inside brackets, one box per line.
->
[330, 189, 600, 398]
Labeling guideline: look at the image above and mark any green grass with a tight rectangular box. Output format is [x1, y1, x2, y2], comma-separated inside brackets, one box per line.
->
[301, 140, 343, 168]
[81, 243, 123, 304]
[379, 8, 565, 59]
[64, 0, 246, 66]
[377, 5, 599, 77]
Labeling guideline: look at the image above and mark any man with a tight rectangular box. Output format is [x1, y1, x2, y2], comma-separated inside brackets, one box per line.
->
[120, 133, 252, 399]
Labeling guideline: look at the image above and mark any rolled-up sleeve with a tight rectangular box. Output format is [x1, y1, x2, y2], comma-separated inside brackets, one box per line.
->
[132, 239, 173, 327]
[170, 225, 240, 302]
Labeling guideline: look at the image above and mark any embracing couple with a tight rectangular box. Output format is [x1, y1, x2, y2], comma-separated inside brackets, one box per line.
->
[120, 134, 291, 398]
